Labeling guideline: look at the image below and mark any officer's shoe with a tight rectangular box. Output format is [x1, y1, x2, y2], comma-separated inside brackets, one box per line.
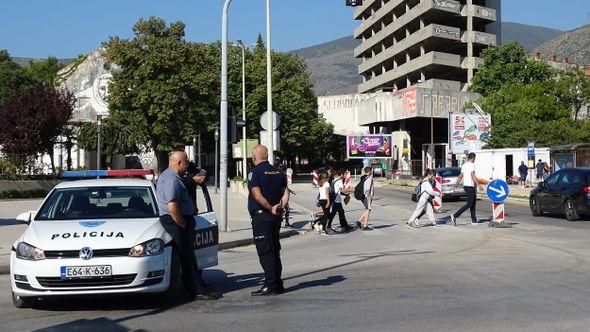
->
[193, 290, 223, 301]
[251, 286, 281, 296]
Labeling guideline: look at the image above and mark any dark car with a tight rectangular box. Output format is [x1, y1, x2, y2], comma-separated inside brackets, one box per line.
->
[529, 168, 590, 221]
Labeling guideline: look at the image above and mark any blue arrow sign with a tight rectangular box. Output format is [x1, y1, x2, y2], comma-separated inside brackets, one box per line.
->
[487, 179, 510, 203]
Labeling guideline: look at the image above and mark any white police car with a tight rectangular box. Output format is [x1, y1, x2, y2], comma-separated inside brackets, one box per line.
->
[10, 172, 218, 308]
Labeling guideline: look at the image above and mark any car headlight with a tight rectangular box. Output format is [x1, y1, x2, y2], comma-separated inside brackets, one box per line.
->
[129, 239, 164, 257]
[16, 242, 45, 261]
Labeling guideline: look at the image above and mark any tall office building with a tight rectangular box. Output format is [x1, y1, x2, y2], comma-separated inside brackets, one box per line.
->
[353, 0, 501, 93]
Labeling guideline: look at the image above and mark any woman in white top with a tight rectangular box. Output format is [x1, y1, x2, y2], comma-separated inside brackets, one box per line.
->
[314, 171, 331, 235]
[407, 169, 442, 228]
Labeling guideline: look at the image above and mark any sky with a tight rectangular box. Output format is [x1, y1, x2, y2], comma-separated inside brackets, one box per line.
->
[1, 0, 589, 59]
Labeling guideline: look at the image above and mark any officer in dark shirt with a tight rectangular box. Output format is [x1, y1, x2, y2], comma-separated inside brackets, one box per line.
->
[248, 145, 289, 296]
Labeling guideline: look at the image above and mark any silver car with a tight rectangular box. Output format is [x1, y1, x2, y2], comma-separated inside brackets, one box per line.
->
[435, 167, 466, 200]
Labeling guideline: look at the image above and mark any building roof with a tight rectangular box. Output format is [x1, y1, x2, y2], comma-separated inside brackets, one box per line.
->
[550, 143, 590, 151]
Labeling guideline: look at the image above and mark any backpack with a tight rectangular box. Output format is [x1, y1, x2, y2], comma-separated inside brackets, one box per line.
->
[354, 175, 368, 201]
[411, 180, 424, 202]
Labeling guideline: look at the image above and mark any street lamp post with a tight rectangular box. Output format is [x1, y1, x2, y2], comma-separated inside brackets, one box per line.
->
[215, 128, 220, 195]
[219, 0, 232, 232]
[96, 115, 102, 179]
[266, 0, 274, 163]
[236, 40, 248, 179]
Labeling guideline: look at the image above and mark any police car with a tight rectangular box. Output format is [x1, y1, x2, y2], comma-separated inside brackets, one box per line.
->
[10, 170, 219, 308]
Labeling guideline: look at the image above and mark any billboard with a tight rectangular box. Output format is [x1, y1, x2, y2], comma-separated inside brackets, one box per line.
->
[347, 135, 393, 159]
[449, 112, 491, 154]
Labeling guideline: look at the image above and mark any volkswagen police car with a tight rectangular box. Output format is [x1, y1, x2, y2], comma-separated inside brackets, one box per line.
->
[10, 170, 218, 308]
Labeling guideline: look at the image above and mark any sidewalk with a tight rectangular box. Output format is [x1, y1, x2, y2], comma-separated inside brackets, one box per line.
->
[0, 187, 310, 275]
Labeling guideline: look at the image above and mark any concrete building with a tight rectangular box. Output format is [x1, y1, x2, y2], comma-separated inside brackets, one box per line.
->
[353, 0, 501, 94]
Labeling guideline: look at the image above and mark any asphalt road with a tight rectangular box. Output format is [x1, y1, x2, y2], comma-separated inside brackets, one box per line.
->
[2, 184, 590, 332]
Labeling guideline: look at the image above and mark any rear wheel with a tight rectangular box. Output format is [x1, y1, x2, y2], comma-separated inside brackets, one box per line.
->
[565, 199, 580, 221]
[530, 196, 542, 216]
[12, 291, 34, 309]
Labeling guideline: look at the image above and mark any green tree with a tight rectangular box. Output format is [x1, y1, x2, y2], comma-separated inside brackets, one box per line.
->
[0, 50, 33, 107]
[76, 112, 141, 169]
[103, 17, 219, 171]
[478, 82, 577, 148]
[470, 42, 556, 97]
[555, 67, 590, 121]
[25, 56, 64, 85]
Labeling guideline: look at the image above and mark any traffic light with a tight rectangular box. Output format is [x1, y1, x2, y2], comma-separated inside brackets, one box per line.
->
[345, 0, 363, 6]
[228, 116, 247, 144]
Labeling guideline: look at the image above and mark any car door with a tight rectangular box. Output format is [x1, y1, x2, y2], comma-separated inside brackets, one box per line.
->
[536, 171, 561, 210]
[193, 185, 219, 269]
[550, 171, 572, 211]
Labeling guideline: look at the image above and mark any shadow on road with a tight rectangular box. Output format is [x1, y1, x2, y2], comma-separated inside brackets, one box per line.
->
[0, 218, 21, 227]
[284, 275, 346, 293]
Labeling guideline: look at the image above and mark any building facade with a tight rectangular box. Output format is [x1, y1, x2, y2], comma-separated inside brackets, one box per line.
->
[353, 0, 501, 93]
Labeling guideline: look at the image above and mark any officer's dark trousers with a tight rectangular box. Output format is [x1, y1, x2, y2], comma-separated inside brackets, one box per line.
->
[453, 186, 477, 222]
[252, 212, 283, 290]
[160, 215, 207, 295]
[328, 202, 348, 229]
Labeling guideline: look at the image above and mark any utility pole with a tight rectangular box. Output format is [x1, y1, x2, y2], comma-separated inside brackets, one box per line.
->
[236, 40, 248, 179]
[266, 0, 274, 163]
[96, 115, 102, 178]
[219, 0, 232, 232]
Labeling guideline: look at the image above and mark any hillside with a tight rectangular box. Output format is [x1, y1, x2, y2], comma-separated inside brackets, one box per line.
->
[12, 57, 73, 68]
[533, 24, 590, 66]
[502, 22, 563, 52]
[293, 22, 564, 96]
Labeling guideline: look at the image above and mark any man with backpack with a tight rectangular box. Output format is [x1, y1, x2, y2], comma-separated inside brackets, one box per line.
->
[355, 167, 374, 231]
[407, 169, 441, 228]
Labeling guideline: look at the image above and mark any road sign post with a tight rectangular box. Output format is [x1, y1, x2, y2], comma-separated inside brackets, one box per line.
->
[486, 179, 511, 228]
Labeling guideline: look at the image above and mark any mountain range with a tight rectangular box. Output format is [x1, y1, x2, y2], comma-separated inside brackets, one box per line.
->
[293, 22, 566, 96]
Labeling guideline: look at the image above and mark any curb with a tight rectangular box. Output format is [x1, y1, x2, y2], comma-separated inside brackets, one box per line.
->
[0, 229, 303, 276]
[218, 229, 301, 251]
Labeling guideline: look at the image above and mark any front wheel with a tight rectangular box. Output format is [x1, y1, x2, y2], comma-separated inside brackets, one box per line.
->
[530, 196, 542, 216]
[565, 199, 580, 221]
[158, 248, 183, 303]
[12, 291, 34, 309]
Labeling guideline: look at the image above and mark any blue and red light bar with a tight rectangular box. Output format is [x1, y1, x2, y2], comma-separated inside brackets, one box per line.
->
[60, 169, 154, 178]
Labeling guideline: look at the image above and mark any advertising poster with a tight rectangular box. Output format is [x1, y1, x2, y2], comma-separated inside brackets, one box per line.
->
[449, 112, 492, 154]
[347, 135, 393, 159]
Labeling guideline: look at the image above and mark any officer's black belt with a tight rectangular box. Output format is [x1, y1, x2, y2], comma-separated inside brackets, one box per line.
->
[250, 209, 268, 218]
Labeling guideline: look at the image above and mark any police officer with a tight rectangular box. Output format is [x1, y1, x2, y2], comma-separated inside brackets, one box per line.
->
[156, 150, 221, 301]
[248, 145, 290, 296]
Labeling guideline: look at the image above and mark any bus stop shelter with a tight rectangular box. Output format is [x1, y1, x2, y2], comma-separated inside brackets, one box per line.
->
[550, 144, 590, 170]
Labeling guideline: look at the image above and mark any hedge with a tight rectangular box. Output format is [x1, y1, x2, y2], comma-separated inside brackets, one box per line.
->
[0, 189, 49, 200]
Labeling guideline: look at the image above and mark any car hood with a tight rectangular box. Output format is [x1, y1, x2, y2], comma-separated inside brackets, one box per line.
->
[16, 218, 168, 251]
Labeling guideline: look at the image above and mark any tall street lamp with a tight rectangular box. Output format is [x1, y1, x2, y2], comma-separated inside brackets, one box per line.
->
[236, 40, 252, 179]
[219, 0, 232, 231]
[266, 0, 274, 163]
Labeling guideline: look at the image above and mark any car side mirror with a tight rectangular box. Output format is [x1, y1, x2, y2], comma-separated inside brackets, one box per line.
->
[16, 211, 32, 225]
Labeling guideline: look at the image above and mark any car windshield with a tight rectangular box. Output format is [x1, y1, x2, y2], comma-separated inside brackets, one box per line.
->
[436, 168, 461, 177]
[36, 186, 159, 221]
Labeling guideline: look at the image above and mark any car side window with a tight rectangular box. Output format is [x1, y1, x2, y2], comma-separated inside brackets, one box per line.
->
[558, 172, 571, 185]
[545, 172, 560, 186]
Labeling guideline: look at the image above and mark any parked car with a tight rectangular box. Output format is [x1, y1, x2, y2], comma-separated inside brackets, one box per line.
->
[435, 167, 466, 200]
[529, 168, 590, 221]
[10, 174, 219, 308]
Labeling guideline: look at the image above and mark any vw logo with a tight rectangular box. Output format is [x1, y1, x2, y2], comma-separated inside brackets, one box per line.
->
[79, 247, 93, 260]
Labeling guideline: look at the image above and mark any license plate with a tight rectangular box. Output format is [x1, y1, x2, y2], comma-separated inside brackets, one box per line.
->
[60, 265, 112, 278]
